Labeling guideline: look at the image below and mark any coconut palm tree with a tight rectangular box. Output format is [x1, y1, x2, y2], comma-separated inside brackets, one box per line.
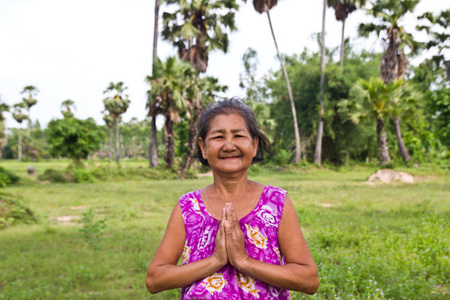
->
[20, 86, 38, 138]
[12, 103, 28, 161]
[103, 113, 115, 163]
[61, 99, 76, 119]
[339, 78, 406, 165]
[358, 0, 421, 164]
[103, 82, 131, 163]
[162, 0, 238, 170]
[147, 56, 194, 168]
[313, 0, 328, 166]
[243, 0, 301, 163]
[328, 0, 367, 69]
[149, 0, 161, 168]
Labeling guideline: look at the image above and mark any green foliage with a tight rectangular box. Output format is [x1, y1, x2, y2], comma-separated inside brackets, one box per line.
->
[268, 49, 381, 164]
[80, 209, 107, 252]
[270, 149, 292, 166]
[46, 117, 104, 165]
[38, 169, 69, 183]
[0, 191, 37, 229]
[0, 167, 20, 188]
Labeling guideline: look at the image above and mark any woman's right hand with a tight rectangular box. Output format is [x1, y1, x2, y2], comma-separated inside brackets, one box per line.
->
[211, 206, 228, 267]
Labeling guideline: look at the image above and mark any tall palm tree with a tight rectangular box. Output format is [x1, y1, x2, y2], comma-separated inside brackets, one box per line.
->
[244, 0, 301, 163]
[314, 0, 328, 166]
[0, 99, 9, 160]
[147, 57, 194, 168]
[162, 0, 238, 170]
[103, 113, 115, 163]
[358, 0, 421, 164]
[61, 99, 76, 119]
[21, 86, 38, 138]
[339, 78, 405, 165]
[12, 103, 28, 162]
[103, 82, 131, 163]
[149, 0, 161, 168]
[328, 0, 367, 69]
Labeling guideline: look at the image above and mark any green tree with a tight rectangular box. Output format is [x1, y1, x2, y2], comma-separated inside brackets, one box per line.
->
[328, 0, 367, 69]
[61, 99, 76, 119]
[416, 10, 450, 80]
[146, 57, 194, 168]
[162, 0, 238, 172]
[358, 0, 421, 163]
[269, 49, 381, 164]
[12, 103, 28, 162]
[244, 0, 302, 163]
[47, 117, 104, 166]
[20, 86, 39, 138]
[339, 78, 406, 165]
[103, 82, 131, 163]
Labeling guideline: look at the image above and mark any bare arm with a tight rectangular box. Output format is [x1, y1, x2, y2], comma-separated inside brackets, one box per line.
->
[224, 196, 319, 294]
[146, 203, 228, 294]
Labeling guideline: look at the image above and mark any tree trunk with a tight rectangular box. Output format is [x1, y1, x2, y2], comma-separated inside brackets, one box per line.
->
[393, 116, 411, 164]
[164, 112, 175, 169]
[314, 0, 327, 166]
[149, 114, 159, 167]
[27, 113, 31, 138]
[266, 11, 301, 163]
[181, 93, 201, 176]
[109, 126, 113, 163]
[376, 117, 391, 165]
[152, 0, 160, 64]
[340, 16, 346, 70]
[149, 0, 160, 168]
[115, 117, 120, 163]
[18, 129, 22, 161]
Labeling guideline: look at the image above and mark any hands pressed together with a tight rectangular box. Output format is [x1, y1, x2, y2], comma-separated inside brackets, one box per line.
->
[212, 203, 249, 270]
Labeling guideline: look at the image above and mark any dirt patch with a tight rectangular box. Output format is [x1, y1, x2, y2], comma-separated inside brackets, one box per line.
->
[52, 215, 81, 226]
[69, 205, 87, 210]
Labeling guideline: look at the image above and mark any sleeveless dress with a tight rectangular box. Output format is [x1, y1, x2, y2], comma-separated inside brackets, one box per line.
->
[179, 185, 289, 300]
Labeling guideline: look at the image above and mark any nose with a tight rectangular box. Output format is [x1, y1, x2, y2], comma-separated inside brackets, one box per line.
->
[222, 137, 237, 151]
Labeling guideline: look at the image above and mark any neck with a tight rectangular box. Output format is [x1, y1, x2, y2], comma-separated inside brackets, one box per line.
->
[210, 169, 251, 200]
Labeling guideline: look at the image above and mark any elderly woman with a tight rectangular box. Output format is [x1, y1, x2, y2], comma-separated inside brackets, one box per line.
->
[146, 98, 319, 299]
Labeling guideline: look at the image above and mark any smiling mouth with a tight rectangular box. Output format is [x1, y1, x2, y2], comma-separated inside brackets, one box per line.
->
[221, 156, 240, 160]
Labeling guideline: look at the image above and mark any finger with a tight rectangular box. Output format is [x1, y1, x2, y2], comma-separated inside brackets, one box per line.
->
[230, 204, 239, 223]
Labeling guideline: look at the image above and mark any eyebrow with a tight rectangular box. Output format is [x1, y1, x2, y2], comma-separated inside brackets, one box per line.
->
[209, 128, 247, 134]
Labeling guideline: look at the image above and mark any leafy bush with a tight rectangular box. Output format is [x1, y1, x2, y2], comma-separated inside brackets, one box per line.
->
[38, 169, 69, 183]
[0, 192, 38, 229]
[0, 167, 20, 188]
[270, 149, 292, 166]
[72, 168, 97, 183]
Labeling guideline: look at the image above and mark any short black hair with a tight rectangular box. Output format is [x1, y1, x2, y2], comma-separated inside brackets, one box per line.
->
[196, 97, 272, 166]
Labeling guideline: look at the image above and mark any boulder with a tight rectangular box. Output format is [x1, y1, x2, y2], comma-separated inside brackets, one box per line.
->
[367, 169, 414, 184]
[27, 165, 36, 175]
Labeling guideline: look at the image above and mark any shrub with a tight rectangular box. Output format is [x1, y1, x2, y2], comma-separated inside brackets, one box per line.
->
[0, 192, 38, 229]
[0, 167, 20, 188]
[38, 169, 69, 183]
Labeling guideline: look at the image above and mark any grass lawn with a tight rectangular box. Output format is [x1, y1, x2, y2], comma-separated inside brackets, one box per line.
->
[0, 161, 448, 299]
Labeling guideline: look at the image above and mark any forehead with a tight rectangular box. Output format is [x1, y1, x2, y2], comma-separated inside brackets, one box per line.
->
[208, 113, 248, 132]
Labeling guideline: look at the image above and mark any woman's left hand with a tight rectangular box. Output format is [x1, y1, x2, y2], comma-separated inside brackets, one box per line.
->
[224, 203, 249, 270]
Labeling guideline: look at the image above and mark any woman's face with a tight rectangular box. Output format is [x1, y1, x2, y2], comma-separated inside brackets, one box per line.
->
[198, 113, 258, 175]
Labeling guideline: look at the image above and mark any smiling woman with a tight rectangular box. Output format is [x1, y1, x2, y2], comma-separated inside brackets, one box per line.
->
[146, 98, 319, 299]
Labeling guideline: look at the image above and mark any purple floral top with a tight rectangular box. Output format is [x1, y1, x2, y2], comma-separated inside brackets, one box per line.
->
[179, 185, 289, 300]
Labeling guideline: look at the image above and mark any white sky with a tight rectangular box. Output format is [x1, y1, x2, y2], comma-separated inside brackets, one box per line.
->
[0, 0, 446, 129]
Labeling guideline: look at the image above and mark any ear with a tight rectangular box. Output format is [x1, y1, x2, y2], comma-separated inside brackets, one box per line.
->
[252, 136, 259, 158]
[198, 137, 207, 160]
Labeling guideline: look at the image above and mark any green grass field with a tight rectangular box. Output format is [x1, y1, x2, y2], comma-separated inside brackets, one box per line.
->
[0, 161, 448, 299]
